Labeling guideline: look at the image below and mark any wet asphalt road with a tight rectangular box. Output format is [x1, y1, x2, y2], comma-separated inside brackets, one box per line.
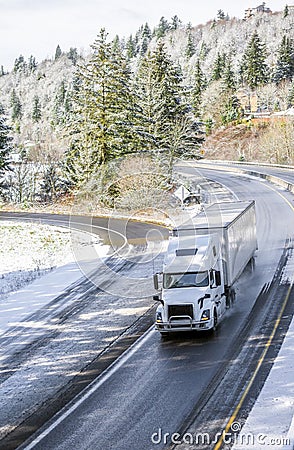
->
[18, 166, 294, 450]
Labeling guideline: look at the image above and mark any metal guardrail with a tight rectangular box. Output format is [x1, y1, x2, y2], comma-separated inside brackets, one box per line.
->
[178, 160, 294, 196]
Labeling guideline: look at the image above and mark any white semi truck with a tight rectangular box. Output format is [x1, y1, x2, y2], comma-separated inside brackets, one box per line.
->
[153, 201, 257, 335]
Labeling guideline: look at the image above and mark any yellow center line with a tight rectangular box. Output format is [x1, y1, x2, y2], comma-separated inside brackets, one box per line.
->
[213, 178, 294, 450]
[262, 181, 294, 213]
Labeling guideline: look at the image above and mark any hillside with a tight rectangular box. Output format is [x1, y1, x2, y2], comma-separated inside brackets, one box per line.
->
[0, 6, 293, 208]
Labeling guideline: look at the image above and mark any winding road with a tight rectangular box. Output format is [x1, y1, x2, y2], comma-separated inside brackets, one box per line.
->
[9, 163, 293, 450]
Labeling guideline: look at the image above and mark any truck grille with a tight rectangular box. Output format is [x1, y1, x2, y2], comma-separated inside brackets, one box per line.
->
[168, 304, 194, 320]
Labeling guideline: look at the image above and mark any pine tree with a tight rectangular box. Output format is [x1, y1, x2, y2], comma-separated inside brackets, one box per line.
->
[139, 23, 152, 55]
[0, 104, 12, 187]
[13, 55, 26, 73]
[199, 42, 209, 61]
[66, 29, 137, 188]
[140, 38, 149, 55]
[142, 23, 152, 39]
[32, 95, 42, 122]
[155, 17, 169, 39]
[223, 59, 236, 90]
[67, 48, 78, 65]
[10, 89, 22, 121]
[221, 95, 241, 124]
[135, 42, 201, 167]
[217, 10, 225, 20]
[284, 5, 289, 18]
[54, 80, 72, 125]
[273, 35, 294, 84]
[28, 55, 37, 72]
[126, 35, 136, 59]
[186, 30, 196, 58]
[40, 163, 67, 202]
[191, 59, 206, 117]
[240, 31, 268, 89]
[55, 45, 62, 60]
[111, 36, 121, 53]
[171, 15, 181, 30]
[212, 53, 226, 81]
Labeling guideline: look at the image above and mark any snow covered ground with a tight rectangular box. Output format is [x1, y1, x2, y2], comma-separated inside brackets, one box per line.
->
[0, 221, 74, 298]
[0, 220, 110, 301]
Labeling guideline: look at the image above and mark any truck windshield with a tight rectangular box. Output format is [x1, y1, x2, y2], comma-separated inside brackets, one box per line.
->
[163, 271, 209, 289]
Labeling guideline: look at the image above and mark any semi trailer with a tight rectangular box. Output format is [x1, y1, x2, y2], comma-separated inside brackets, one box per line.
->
[153, 201, 257, 335]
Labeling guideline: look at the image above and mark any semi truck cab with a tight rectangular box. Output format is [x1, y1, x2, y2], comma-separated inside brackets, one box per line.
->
[154, 233, 227, 334]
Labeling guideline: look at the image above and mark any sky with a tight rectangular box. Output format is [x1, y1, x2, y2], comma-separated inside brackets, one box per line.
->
[0, 0, 291, 70]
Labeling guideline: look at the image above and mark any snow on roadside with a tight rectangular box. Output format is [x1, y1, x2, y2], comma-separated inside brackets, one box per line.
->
[281, 248, 294, 284]
[0, 221, 75, 298]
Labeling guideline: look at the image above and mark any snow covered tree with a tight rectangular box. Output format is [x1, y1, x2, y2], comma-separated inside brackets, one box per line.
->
[28, 55, 37, 72]
[67, 48, 79, 65]
[240, 31, 269, 89]
[191, 59, 206, 117]
[55, 45, 62, 60]
[126, 35, 136, 59]
[186, 30, 196, 58]
[171, 15, 181, 30]
[39, 163, 67, 202]
[32, 95, 42, 122]
[212, 53, 226, 81]
[217, 10, 225, 20]
[10, 89, 22, 121]
[283, 5, 289, 18]
[221, 95, 242, 124]
[223, 59, 236, 91]
[0, 104, 12, 189]
[66, 29, 137, 189]
[54, 80, 72, 125]
[143, 23, 152, 39]
[155, 17, 170, 39]
[273, 36, 294, 84]
[136, 42, 202, 170]
[13, 55, 26, 73]
[140, 38, 149, 55]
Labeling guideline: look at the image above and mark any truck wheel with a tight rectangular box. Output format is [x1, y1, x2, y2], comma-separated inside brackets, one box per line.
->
[250, 256, 256, 271]
[213, 311, 218, 331]
[208, 311, 218, 336]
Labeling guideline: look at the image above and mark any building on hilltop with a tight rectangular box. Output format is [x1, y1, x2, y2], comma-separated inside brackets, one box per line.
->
[245, 2, 272, 19]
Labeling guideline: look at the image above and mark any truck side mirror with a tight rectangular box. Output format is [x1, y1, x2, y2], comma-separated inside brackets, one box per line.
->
[215, 271, 221, 286]
[153, 274, 159, 290]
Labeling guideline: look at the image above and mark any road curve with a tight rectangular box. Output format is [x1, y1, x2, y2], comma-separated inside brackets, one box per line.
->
[19, 167, 294, 450]
[194, 160, 294, 185]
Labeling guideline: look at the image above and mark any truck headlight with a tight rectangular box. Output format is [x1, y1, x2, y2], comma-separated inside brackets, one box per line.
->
[156, 311, 163, 323]
[201, 309, 210, 321]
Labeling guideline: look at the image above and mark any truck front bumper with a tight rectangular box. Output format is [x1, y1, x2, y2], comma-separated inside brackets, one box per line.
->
[155, 319, 212, 332]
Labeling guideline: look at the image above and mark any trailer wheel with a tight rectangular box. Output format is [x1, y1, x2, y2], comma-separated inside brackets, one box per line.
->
[230, 288, 236, 305]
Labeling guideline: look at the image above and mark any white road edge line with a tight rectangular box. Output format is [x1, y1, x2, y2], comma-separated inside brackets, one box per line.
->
[22, 326, 155, 449]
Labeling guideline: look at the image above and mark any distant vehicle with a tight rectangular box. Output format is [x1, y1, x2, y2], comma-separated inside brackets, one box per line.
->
[153, 201, 257, 336]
